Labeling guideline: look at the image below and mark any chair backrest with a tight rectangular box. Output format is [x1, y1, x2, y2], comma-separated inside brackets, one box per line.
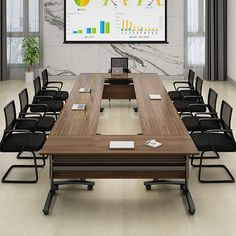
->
[33, 76, 42, 95]
[207, 88, 218, 112]
[188, 69, 195, 88]
[195, 76, 203, 95]
[220, 101, 233, 130]
[4, 101, 16, 130]
[111, 57, 129, 73]
[19, 89, 29, 113]
[42, 69, 48, 87]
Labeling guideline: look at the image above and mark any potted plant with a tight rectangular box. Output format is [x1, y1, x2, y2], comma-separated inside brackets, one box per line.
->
[22, 37, 40, 83]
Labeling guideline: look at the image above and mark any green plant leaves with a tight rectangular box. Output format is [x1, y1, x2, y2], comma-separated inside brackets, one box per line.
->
[22, 37, 40, 71]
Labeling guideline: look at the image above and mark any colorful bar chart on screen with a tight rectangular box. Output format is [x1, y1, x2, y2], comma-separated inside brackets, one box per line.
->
[100, 21, 110, 34]
[121, 19, 158, 34]
[86, 27, 96, 34]
[66, 0, 166, 42]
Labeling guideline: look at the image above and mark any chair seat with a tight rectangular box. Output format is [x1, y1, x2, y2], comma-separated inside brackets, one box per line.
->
[1, 133, 46, 152]
[180, 90, 198, 98]
[174, 100, 206, 113]
[40, 90, 57, 98]
[168, 91, 182, 101]
[40, 90, 68, 101]
[31, 100, 63, 112]
[191, 133, 236, 152]
[182, 116, 221, 132]
[55, 91, 69, 101]
[15, 116, 55, 132]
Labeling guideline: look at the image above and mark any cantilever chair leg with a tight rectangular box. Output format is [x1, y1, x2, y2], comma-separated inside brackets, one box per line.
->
[190, 152, 220, 167]
[193, 152, 235, 183]
[17, 152, 47, 167]
[1, 152, 44, 184]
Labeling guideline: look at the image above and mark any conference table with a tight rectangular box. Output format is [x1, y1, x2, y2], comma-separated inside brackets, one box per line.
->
[41, 73, 198, 215]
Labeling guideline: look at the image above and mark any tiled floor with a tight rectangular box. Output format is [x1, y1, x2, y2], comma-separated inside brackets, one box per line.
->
[0, 77, 236, 236]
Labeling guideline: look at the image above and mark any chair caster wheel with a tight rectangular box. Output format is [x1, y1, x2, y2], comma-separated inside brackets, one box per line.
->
[88, 185, 94, 191]
[100, 108, 104, 112]
[189, 209, 195, 215]
[133, 108, 138, 113]
[145, 185, 151, 191]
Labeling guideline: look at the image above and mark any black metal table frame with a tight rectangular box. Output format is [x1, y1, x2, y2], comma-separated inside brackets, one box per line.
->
[42, 155, 195, 216]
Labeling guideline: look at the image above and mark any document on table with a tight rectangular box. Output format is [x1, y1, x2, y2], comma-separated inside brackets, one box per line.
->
[109, 141, 135, 150]
[71, 104, 86, 111]
[144, 139, 162, 148]
[79, 88, 91, 93]
[149, 94, 162, 100]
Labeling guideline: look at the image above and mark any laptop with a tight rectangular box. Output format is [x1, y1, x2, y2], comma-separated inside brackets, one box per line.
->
[112, 67, 123, 75]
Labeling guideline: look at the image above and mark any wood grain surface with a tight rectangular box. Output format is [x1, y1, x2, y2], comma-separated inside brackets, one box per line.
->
[42, 73, 198, 156]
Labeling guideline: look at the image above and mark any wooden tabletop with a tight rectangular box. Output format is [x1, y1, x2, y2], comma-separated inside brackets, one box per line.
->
[42, 73, 198, 156]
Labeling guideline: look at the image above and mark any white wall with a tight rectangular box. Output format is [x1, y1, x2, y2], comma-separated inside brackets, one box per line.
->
[228, 0, 236, 82]
[43, 0, 184, 76]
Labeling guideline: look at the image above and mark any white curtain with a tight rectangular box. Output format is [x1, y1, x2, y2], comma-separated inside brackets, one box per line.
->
[185, 0, 205, 79]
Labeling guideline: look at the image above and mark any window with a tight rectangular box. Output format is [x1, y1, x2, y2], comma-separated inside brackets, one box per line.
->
[185, 0, 205, 67]
[7, 0, 41, 65]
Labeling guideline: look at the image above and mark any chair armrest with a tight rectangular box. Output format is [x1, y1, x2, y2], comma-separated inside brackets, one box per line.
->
[19, 112, 42, 117]
[34, 95, 53, 100]
[188, 104, 208, 113]
[47, 81, 63, 90]
[184, 95, 202, 100]
[176, 87, 191, 91]
[206, 129, 232, 133]
[44, 87, 60, 91]
[195, 112, 217, 117]
[173, 81, 190, 90]
[4, 129, 31, 134]
[27, 104, 49, 113]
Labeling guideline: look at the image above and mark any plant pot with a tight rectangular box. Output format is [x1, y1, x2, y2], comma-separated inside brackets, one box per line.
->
[25, 71, 34, 84]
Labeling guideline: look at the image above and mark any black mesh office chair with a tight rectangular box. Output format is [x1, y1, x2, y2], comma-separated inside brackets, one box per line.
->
[108, 57, 131, 73]
[0, 101, 46, 183]
[31, 77, 64, 118]
[17, 88, 55, 133]
[42, 69, 69, 101]
[191, 101, 236, 183]
[168, 69, 195, 101]
[173, 77, 205, 115]
[182, 88, 220, 133]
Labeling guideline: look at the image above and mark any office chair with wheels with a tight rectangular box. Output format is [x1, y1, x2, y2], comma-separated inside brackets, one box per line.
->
[42, 69, 69, 101]
[32, 77, 64, 118]
[173, 77, 205, 115]
[0, 101, 46, 183]
[191, 101, 236, 183]
[18, 88, 55, 133]
[168, 69, 195, 101]
[182, 88, 219, 133]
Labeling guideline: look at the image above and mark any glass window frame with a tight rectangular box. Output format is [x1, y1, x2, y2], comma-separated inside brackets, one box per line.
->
[7, 0, 43, 67]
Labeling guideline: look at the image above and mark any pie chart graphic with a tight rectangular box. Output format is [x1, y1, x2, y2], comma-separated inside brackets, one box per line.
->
[74, 0, 90, 7]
